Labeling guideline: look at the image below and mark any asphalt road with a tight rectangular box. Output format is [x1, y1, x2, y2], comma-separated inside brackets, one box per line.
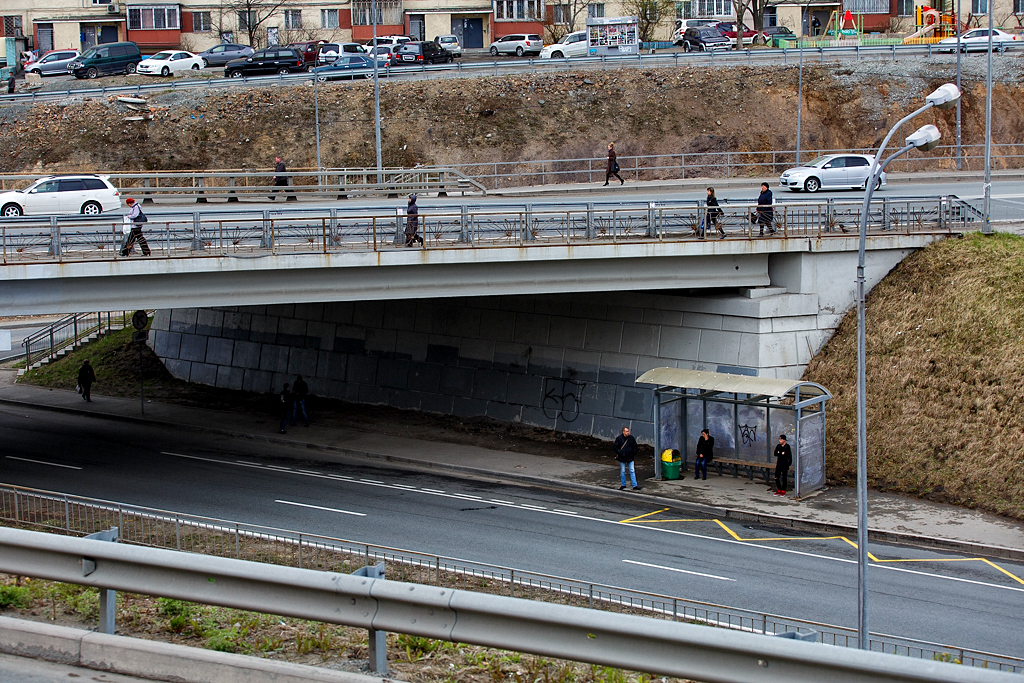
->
[0, 651, 154, 683]
[0, 405, 1022, 658]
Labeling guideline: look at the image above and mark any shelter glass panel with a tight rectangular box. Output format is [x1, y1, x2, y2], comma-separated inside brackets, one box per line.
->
[799, 412, 826, 494]
[737, 404, 768, 462]
[770, 408, 795, 452]
[684, 395, 703, 464]
[659, 397, 683, 459]
[706, 400, 736, 460]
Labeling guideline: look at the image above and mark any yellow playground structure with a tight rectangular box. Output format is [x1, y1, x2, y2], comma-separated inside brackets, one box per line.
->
[902, 6, 965, 43]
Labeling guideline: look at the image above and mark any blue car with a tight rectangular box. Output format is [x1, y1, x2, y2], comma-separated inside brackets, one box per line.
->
[314, 55, 377, 81]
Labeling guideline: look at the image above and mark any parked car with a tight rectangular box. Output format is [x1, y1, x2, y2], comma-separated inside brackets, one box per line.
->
[136, 50, 203, 76]
[539, 30, 589, 59]
[197, 43, 253, 68]
[24, 49, 80, 76]
[394, 41, 454, 64]
[316, 42, 368, 66]
[366, 36, 413, 49]
[715, 21, 757, 45]
[671, 19, 719, 46]
[0, 175, 120, 217]
[679, 27, 730, 52]
[287, 41, 324, 68]
[779, 154, 885, 193]
[224, 47, 306, 78]
[68, 42, 142, 79]
[434, 35, 462, 57]
[314, 54, 376, 81]
[369, 45, 398, 66]
[489, 34, 543, 57]
[936, 28, 1021, 53]
[759, 25, 797, 46]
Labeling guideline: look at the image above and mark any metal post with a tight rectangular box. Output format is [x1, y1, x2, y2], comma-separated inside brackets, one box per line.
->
[49, 216, 60, 257]
[191, 212, 203, 251]
[982, 0, 992, 234]
[955, 0, 962, 171]
[653, 391, 662, 480]
[313, 75, 322, 183]
[585, 203, 594, 239]
[371, 0, 383, 185]
[352, 562, 387, 674]
[84, 527, 119, 635]
[796, 46, 804, 165]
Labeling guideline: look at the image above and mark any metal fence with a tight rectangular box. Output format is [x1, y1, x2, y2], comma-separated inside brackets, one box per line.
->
[0, 197, 968, 265]
[0, 482, 1020, 672]
[20, 311, 131, 369]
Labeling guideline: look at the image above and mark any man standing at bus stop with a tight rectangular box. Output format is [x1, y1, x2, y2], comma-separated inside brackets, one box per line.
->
[773, 434, 792, 496]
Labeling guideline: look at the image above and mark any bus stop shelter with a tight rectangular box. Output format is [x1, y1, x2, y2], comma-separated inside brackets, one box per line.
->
[636, 368, 832, 498]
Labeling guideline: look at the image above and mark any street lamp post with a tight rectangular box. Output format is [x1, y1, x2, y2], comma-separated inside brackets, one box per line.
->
[982, 0, 993, 234]
[955, 0, 961, 171]
[855, 83, 960, 651]
[371, 0, 383, 186]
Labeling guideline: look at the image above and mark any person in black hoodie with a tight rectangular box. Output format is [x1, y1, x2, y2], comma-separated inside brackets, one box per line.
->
[77, 360, 96, 402]
[613, 427, 641, 491]
[694, 429, 714, 480]
[757, 182, 776, 236]
[773, 434, 793, 496]
[404, 194, 423, 247]
[705, 187, 725, 239]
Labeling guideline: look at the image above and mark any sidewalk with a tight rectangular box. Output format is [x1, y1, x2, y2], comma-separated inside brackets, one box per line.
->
[2, 380, 1023, 559]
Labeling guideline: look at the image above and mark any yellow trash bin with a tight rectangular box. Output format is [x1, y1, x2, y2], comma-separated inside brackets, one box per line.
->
[661, 449, 681, 480]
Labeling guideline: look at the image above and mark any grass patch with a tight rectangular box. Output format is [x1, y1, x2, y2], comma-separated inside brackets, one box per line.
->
[805, 232, 1024, 518]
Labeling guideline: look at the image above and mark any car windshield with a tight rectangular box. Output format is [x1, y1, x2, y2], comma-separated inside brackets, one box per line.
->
[700, 30, 720, 38]
[151, 51, 174, 60]
[78, 47, 99, 60]
[805, 156, 834, 168]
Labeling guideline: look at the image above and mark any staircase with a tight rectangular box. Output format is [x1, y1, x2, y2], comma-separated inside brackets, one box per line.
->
[18, 311, 133, 375]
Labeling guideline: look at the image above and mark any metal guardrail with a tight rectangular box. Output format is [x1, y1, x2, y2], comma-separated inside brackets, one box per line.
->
[4, 526, 1019, 683]
[21, 311, 131, 369]
[0, 197, 967, 265]
[1, 483, 1021, 673]
[0, 43, 998, 105]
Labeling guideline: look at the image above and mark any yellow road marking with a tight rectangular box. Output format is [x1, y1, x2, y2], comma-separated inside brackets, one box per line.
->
[626, 508, 1024, 585]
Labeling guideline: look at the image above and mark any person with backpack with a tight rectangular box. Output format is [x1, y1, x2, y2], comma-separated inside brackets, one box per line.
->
[120, 198, 151, 256]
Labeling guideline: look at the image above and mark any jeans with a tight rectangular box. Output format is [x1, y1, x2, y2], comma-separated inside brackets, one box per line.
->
[291, 398, 308, 426]
[694, 458, 707, 479]
[619, 460, 637, 488]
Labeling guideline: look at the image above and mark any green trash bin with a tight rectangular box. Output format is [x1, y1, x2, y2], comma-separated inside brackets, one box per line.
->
[662, 459, 681, 480]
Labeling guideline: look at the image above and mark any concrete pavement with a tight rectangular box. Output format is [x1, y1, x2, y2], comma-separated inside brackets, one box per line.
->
[1, 378, 1022, 559]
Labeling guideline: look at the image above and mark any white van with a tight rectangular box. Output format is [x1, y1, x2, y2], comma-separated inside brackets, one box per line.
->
[539, 31, 589, 59]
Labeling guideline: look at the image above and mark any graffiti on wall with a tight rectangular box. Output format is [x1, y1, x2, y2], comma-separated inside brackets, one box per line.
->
[542, 377, 586, 422]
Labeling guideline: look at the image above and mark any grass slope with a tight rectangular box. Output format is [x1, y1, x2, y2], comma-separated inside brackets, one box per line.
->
[805, 233, 1024, 519]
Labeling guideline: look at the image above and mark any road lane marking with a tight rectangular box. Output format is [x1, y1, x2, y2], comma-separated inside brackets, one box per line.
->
[553, 510, 578, 515]
[422, 488, 445, 493]
[490, 499, 515, 504]
[274, 500, 366, 517]
[5, 456, 82, 470]
[521, 504, 547, 510]
[393, 484, 418, 490]
[360, 478, 384, 484]
[623, 559, 735, 582]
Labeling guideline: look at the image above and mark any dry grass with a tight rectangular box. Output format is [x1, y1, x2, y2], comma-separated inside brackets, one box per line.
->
[805, 232, 1024, 518]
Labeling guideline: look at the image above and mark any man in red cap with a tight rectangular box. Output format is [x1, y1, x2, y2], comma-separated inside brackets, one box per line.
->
[120, 198, 151, 256]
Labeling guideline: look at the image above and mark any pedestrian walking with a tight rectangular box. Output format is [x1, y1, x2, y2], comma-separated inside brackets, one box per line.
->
[404, 194, 423, 247]
[291, 375, 310, 427]
[705, 187, 726, 239]
[613, 427, 641, 491]
[773, 434, 792, 496]
[756, 182, 776, 236]
[76, 360, 96, 402]
[271, 156, 293, 200]
[694, 429, 714, 480]
[604, 142, 624, 186]
[6, 71, 15, 95]
[120, 198, 151, 256]
[278, 383, 294, 433]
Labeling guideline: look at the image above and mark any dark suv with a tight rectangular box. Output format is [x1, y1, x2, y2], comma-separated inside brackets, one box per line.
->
[394, 41, 453, 65]
[225, 47, 306, 78]
[69, 42, 142, 79]
[286, 41, 323, 69]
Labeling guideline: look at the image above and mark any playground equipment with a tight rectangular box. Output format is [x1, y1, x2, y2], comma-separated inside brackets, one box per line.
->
[902, 6, 963, 42]
[823, 10, 861, 38]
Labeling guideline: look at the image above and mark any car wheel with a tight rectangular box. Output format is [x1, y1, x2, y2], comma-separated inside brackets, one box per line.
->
[699, 43, 707, 52]
[191, 64, 200, 71]
[683, 42, 691, 52]
[29, 69, 41, 75]
[86, 67, 99, 79]
[126, 62, 137, 74]
[490, 46, 499, 56]
[201, 58, 209, 68]
[515, 46, 524, 57]
[1, 203, 23, 218]
[277, 67, 290, 75]
[317, 74, 328, 83]
[229, 70, 243, 78]
[864, 177, 881, 191]
[161, 66, 170, 76]
[804, 177, 821, 193]
[552, 50, 564, 59]
[81, 201, 102, 216]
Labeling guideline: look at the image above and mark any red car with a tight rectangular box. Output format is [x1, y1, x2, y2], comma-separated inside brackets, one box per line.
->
[715, 22, 757, 45]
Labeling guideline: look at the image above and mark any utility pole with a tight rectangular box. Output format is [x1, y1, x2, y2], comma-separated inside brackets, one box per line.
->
[982, 0, 993, 233]
[372, 0, 383, 186]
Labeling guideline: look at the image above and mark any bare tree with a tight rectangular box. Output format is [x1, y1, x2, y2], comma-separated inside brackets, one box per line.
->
[221, 0, 291, 49]
[620, 0, 676, 42]
[730, 0, 779, 48]
[542, 0, 591, 42]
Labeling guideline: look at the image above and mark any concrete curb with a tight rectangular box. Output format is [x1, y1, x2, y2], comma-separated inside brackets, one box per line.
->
[3, 394, 1024, 563]
[0, 615, 383, 683]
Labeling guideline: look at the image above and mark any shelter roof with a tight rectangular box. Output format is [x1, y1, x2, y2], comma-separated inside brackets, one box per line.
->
[636, 367, 830, 399]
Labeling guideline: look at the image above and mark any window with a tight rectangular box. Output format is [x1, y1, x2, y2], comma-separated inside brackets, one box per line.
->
[59, 179, 87, 192]
[762, 6, 776, 27]
[284, 10, 302, 29]
[695, 0, 729, 15]
[321, 9, 339, 28]
[91, 0, 112, 4]
[4, 16, 24, 37]
[494, 0, 542, 20]
[83, 178, 108, 190]
[553, 4, 569, 23]
[129, 6, 180, 30]
[351, 0, 402, 25]
[587, 3, 605, 17]
[1016, 0, 1024, 13]
[238, 10, 258, 31]
[193, 11, 212, 32]
[844, 0, 888, 12]
[971, 0, 988, 11]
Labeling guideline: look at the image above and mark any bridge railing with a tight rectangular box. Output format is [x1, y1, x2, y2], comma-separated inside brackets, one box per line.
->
[1, 482, 1020, 672]
[0, 197, 967, 264]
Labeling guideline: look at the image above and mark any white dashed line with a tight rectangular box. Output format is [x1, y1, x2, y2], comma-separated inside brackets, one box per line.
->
[623, 559, 735, 582]
[275, 500, 366, 517]
[490, 499, 515, 505]
[422, 488, 446, 494]
[360, 479, 384, 484]
[5, 456, 82, 470]
[553, 509, 578, 515]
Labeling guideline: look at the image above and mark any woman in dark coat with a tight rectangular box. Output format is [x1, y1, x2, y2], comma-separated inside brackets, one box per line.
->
[404, 194, 423, 247]
[757, 182, 775, 236]
[604, 142, 624, 186]
[705, 187, 725, 239]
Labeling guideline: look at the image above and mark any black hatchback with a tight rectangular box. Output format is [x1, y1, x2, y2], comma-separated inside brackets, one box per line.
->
[394, 41, 453, 65]
[224, 47, 306, 78]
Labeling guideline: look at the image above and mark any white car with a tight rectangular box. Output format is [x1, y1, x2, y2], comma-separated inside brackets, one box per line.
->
[316, 42, 368, 66]
[0, 175, 121, 217]
[540, 31, 589, 59]
[489, 34, 543, 57]
[434, 35, 462, 57]
[936, 28, 1020, 53]
[672, 19, 719, 46]
[136, 50, 203, 76]
[778, 154, 886, 193]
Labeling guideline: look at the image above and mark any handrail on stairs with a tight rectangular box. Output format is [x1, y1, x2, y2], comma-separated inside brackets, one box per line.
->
[22, 311, 132, 370]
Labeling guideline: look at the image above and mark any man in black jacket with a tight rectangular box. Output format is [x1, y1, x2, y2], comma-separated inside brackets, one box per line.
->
[613, 427, 641, 491]
[278, 383, 294, 434]
[757, 182, 775, 236]
[695, 429, 714, 480]
[77, 360, 96, 402]
[773, 434, 793, 496]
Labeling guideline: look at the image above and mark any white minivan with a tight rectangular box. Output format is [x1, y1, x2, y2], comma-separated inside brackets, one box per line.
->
[539, 31, 589, 59]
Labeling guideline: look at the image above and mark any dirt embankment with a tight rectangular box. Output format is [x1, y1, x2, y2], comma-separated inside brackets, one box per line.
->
[805, 233, 1024, 520]
[1, 58, 1023, 175]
